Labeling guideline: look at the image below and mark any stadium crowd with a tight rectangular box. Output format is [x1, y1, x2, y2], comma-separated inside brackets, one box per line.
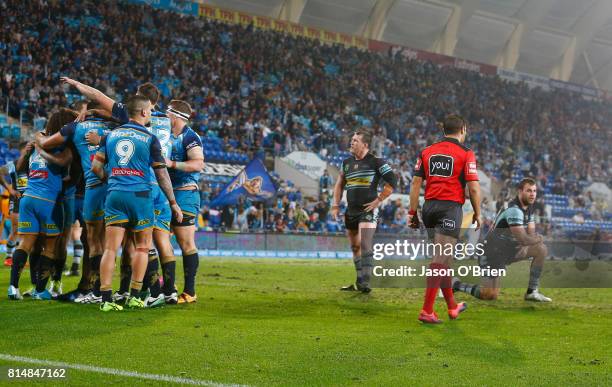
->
[1, 0, 610, 235]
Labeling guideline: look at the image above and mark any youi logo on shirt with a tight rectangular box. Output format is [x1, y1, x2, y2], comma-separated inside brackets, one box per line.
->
[429, 154, 454, 177]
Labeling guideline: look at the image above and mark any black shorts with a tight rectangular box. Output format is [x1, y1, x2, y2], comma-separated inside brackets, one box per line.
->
[9, 196, 20, 214]
[480, 239, 528, 273]
[422, 200, 462, 239]
[171, 212, 197, 227]
[344, 209, 379, 231]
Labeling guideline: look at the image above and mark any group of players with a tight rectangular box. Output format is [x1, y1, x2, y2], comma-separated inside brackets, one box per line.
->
[2, 80, 551, 319]
[332, 115, 552, 324]
[5, 78, 205, 311]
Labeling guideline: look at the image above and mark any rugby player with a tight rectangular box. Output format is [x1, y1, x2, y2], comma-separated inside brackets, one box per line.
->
[331, 128, 397, 293]
[165, 100, 204, 303]
[8, 109, 76, 300]
[61, 77, 177, 307]
[36, 100, 115, 303]
[91, 95, 182, 312]
[409, 115, 481, 324]
[0, 143, 27, 267]
[453, 178, 552, 302]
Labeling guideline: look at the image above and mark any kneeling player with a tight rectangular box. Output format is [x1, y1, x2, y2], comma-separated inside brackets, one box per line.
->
[453, 178, 551, 302]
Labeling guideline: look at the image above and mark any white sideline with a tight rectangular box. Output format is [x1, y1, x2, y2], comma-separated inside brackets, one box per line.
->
[0, 353, 247, 386]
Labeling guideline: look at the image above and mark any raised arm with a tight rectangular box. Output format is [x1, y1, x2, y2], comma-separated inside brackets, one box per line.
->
[60, 77, 115, 112]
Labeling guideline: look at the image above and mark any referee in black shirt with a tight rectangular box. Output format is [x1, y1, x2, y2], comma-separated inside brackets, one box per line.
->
[331, 128, 397, 293]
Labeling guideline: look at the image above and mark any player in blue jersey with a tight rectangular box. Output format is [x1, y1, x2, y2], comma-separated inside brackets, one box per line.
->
[0, 142, 27, 267]
[165, 100, 204, 303]
[37, 100, 115, 303]
[61, 77, 179, 307]
[91, 95, 182, 312]
[8, 109, 75, 300]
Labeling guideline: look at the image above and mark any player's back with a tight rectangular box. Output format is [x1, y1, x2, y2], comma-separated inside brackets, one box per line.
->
[25, 148, 65, 201]
[104, 123, 157, 192]
[417, 138, 478, 204]
[69, 118, 114, 188]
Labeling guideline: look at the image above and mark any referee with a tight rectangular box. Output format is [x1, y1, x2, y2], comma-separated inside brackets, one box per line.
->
[408, 115, 481, 323]
[331, 128, 397, 293]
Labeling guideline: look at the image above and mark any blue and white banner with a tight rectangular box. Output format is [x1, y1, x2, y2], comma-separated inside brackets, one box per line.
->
[210, 158, 276, 207]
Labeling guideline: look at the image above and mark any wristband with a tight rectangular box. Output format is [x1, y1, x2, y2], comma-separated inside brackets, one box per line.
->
[408, 209, 417, 216]
[169, 200, 177, 206]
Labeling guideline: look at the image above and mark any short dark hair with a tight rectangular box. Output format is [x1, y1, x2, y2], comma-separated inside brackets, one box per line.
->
[354, 127, 373, 147]
[46, 108, 78, 135]
[137, 82, 160, 105]
[442, 115, 467, 135]
[72, 100, 88, 111]
[169, 99, 192, 117]
[518, 177, 537, 190]
[126, 95, 151, 119]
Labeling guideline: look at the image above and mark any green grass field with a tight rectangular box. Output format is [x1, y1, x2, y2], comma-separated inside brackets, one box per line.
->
[0, 257, 610, 386]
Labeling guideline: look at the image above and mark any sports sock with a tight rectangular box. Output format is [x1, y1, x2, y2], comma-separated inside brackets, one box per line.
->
[90, 255, 102, 296]
[100, 285, 112, 303]
[440, 274, 457, 310]
[10, 249, 28, 288]
[454, 281, 481, 299]
[422, 263, 445, 314]
[527, 265, 543, 294]
[29, 250, 41, 285]
[53, 251, 66, 282]
[73, 240, 83, 265]
[141, 249, 157, 292]
[119, 264, 132, 294]
[77, 228, 90, 291]
[161, 259, 176, 295]
[353, 256, 363, 284]
[35, 255, 54, 292]
[143, 250, 162, 297]
[130, 280, 143, 298]
[183, 251, 199, 296]
[6, 239, 16, 259]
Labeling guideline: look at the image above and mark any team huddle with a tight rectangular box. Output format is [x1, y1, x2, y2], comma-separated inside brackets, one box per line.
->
[6, 78, 204, 311]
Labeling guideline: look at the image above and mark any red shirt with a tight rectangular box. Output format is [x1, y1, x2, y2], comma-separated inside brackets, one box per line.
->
[414, 137, 479, 204]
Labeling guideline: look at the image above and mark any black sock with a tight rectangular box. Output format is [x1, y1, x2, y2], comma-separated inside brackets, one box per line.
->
[101, 289, 112, 303]
[90, 255, 102, 296]
[141, 250, 157, 293]
[78, 254, 91, 292]
[183, 252, 199, 296]
[130, 287, 141, 298]
[119, 264, 132, 294]
[36, 255, 54, 292]
[53, 253, 66, 282]
[77, 227, 90, 291]
[162, 261, 176, 294]
[29, 250, 41, 286]
[10, 249, 28, 288]
[70, 262, 79, 272]
[145, 257, 161, 297]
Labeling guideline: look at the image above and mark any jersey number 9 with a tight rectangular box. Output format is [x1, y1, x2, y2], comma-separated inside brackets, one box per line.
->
[115, 139, 135, 166]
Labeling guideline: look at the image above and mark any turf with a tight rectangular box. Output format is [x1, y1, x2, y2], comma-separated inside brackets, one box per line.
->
[0, 257, 610, 386]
